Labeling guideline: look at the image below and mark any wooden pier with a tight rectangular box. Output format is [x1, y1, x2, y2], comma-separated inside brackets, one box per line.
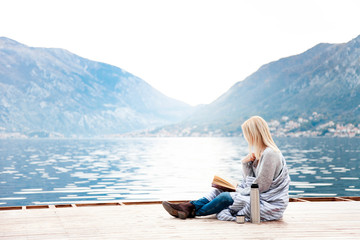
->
[1, 197, 360, 239]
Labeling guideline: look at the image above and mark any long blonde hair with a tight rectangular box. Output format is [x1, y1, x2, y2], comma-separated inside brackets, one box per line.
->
[241, 116, 279, 159]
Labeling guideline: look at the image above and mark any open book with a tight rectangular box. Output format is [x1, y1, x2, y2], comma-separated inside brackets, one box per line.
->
[211, 175, 236, 192]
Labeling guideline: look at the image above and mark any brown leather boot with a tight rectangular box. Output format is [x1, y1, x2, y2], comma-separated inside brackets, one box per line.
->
[162, 201, 196, 219]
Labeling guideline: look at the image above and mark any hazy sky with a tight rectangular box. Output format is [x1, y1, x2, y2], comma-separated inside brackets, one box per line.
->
[1, 0, 360, 105]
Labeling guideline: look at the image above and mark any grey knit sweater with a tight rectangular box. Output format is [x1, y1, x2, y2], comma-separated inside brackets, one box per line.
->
[239, 147, 283, 195]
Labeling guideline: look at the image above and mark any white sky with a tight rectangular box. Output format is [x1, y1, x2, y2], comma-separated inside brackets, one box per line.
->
[1, 0, 360, 106]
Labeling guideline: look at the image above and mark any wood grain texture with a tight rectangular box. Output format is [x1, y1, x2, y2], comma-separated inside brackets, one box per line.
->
[1, 201, 360, 239]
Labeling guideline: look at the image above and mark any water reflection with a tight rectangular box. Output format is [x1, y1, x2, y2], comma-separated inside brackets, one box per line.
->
[277, 137, 360, 197]
[0, 137, 359, 206]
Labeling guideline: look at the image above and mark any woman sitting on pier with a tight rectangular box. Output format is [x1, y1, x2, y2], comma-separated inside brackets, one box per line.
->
[162, 116, 291, 222]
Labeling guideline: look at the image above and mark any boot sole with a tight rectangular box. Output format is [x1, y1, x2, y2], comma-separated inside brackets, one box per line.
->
[178, 211, 187, 219]
[162, 201, 179, 218]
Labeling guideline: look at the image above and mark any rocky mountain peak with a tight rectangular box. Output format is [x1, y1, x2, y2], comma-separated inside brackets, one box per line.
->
[0, 37, 194, 138]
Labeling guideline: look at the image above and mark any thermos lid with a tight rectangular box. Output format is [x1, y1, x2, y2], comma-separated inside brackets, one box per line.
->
[251, 183, 259, 188]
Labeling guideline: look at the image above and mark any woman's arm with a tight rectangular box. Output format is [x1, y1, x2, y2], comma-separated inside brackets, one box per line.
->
[254, 150, 281, 193]
[241, 153, 256, 178]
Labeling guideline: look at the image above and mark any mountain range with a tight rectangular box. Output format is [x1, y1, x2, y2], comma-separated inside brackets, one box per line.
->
[0, 37, 194, 138]
[146, 34, 360, 136]
[1, 35, 359, 138]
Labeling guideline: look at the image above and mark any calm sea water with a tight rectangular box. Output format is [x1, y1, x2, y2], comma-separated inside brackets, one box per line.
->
[0, 137, 359, 206]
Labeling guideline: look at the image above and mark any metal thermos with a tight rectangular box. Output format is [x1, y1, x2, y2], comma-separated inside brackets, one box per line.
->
[250, 183, 260, 224]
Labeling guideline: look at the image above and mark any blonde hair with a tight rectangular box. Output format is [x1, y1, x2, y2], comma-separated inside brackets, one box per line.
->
[241, 116, 279, 159]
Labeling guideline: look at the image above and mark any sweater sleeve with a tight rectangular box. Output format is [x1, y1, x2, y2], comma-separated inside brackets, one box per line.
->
[254, 150, 281, 193]
[242, 161, 254, 179]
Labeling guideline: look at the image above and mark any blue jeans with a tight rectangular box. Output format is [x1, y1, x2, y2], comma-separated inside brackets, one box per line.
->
[190, 192, 234, 216]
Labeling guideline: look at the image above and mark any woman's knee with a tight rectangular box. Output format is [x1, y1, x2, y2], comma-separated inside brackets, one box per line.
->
[217, 192, 234, 204]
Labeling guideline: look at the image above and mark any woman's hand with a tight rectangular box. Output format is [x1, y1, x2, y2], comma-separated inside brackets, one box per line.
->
[242, 153, 256, 163]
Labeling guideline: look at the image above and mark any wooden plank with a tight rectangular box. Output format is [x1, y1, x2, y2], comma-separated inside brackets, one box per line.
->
[290, 198, 310, 202]
[122, 201, 164, 205]
[336, 197, 355, 202]
[346, 196, 360, 201]
[75, 202, 121, 207]
[25, 205, 49, 209]
[53, 204, 73, 208]
[0, 201, 359, 239]
[0, 206, 22, 211]
[290, 196, 360, 202]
